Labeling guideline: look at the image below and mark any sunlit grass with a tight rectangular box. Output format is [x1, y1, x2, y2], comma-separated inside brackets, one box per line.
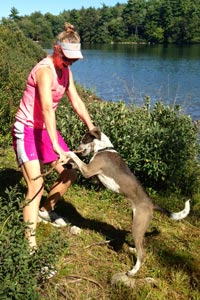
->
[1, 146, 199, 300]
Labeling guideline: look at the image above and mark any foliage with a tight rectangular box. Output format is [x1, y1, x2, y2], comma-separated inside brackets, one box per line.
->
[1, 0, 200, 45]
[56, 94, 200, 195]
[122, 0, 146, 39]
[0, 185, 68, 299]
[0, 24, 45, 147]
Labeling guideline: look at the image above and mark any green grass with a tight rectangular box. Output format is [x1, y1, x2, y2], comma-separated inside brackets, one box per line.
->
[0, 147, 200, 300]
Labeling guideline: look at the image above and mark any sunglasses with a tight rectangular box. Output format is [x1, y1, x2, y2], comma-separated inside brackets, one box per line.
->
[60, 53, 79, 64]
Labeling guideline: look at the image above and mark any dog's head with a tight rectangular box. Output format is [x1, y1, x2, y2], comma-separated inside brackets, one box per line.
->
[78, 127, 114, 156]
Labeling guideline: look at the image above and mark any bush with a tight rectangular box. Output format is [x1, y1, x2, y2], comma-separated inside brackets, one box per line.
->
[56, 95, 200, 195]
[0, 186, 68, 299]
[0, 23, 45, 147]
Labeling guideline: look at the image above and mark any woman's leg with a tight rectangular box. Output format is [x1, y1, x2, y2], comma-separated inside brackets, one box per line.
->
[21, 160, 44, 249]
[41, 162, 77, 212]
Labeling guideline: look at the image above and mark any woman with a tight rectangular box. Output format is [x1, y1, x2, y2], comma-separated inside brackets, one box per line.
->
[12, 22, 95, 250]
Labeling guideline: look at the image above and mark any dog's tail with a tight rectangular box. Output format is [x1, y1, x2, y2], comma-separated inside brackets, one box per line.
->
[154, 200, 190, 220]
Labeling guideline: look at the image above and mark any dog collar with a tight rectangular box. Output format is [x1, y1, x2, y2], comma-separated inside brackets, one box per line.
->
[97, 147, 115, 153]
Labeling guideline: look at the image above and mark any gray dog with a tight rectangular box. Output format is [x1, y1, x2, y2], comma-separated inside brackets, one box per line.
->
[66, 127, 190, 276]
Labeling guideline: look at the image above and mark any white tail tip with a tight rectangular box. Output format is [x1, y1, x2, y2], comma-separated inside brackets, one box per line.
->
[171, 199, 190, 220]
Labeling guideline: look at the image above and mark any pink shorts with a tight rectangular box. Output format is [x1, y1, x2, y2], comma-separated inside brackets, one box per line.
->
[12, 121, 70, 166]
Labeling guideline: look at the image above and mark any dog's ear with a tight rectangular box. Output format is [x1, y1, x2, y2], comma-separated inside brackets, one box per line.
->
[89, 127, 101, 140]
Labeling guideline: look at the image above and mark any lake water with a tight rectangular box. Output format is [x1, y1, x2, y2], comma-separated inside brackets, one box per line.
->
[70, 44, 200, 120]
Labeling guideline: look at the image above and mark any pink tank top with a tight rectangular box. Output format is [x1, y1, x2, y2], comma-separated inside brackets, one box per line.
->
[15, 56, 69, 129]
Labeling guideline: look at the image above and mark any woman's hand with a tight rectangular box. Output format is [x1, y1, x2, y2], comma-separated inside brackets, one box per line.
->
[52, 141, 69, 164]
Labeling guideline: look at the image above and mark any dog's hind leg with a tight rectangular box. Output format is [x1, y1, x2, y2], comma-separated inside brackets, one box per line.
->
[127, 205, 153, 276]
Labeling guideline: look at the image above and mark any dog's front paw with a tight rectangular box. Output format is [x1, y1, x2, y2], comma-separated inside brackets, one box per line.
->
[63, 159, 77, 169]
[65, 151, 74, 159]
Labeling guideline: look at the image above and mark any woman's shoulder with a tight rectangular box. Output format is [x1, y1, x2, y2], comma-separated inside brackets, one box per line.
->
[35, 56, 53, 70]
[28, 56, 54, 85]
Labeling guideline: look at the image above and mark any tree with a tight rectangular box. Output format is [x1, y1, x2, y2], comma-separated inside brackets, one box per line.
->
[9, 7, 21, 21]
[144, 0, 164, 43]
[186, 1, 200, 43]
[122, 0, 147, 40]
[79, 8, 100, 43]
[170, 0, 200, 43]
[2, 0, 200, 45]
[96, 5, 113, 43]
[159, 0, 174, 43]
[69, 9, 81, 29]
[44, 13, 65, 37]
[108, 17, 127, 42]
[24, 12, 54, 47]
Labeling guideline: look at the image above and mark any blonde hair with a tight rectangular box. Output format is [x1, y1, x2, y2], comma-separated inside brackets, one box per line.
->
[56, 22, 81, 43]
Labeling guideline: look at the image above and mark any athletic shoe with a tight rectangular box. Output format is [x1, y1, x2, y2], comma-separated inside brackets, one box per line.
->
[38, 209, 69, 227]
[40, 265, 57, 279]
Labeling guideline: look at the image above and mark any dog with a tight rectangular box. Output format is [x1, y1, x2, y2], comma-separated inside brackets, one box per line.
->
[65, 127, 190, 276]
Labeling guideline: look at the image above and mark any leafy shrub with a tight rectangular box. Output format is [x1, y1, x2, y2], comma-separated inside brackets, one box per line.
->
[0, 24, 45, 147]
[0, 186, 68, 299]
[56, 95, 200, 195]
